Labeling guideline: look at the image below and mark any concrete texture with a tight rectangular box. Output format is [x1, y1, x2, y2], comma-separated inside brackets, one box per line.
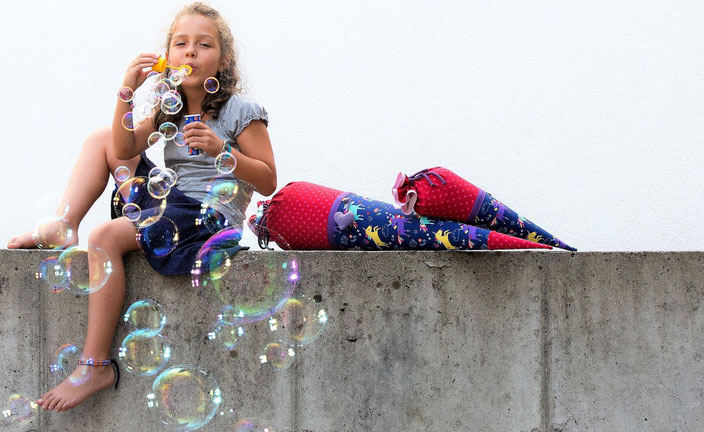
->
[0, 250, 702, 431]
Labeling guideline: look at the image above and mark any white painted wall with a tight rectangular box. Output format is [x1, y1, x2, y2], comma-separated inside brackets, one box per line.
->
[1, 0, 702, 252]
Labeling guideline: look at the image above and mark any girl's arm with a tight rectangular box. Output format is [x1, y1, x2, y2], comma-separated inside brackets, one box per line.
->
[111, 100, 155, 160]
[112, 53, 159, 160]
[231, 120, 277, 196]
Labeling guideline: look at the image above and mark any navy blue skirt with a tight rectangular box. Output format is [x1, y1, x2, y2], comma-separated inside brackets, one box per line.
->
[110, 154, 223, 276]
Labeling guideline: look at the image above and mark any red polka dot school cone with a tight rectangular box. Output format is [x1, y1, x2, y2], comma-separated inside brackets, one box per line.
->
[392, 167, 576, 251]
[248, 181, 551, 251]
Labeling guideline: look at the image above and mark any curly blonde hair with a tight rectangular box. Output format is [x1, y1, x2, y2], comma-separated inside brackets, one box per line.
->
[153, 2, 244, 128]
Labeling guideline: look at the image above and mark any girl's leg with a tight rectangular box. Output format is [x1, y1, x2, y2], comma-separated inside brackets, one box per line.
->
[37, 217, 140, 412]
[7, 126, 141, 248]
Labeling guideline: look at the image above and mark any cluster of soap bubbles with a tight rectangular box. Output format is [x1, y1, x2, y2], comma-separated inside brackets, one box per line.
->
[116, 299, 224, 431]
[119, 299, 171, 376]
[1, 394, 38, 426]
[119, 68, 234, 177]
[119, 66, 193, 131]
[111, 166, 181, 258]
[34, 245, 113, 295]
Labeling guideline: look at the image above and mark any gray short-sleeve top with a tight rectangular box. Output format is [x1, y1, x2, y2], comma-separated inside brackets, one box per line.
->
[163, 92, 269, 223]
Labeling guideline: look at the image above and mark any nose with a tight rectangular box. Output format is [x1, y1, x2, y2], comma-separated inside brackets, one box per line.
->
[185, 43, 196, 57]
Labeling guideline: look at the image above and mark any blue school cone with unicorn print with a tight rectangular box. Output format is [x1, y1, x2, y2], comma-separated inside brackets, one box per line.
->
[392, 167, 576, 251]
[247, 181, 551, 251]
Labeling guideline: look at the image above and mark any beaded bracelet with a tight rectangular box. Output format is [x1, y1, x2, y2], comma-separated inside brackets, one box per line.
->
[221, 141, 233, 154]
[77, 358, 113, 366]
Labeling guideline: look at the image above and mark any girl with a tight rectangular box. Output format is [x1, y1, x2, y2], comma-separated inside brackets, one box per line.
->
[7, 2, 276, 412]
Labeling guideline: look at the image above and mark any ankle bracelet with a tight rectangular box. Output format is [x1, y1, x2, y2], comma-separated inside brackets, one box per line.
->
[77, 358, 113, 366]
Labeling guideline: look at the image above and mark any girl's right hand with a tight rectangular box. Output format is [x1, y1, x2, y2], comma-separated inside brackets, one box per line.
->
[122, 53, 160, 89]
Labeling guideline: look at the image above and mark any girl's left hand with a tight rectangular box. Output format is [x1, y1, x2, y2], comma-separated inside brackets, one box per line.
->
[184, 121, 225, 158]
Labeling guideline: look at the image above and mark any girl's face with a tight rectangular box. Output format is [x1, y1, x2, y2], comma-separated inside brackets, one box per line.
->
[168, 14, 224, 88]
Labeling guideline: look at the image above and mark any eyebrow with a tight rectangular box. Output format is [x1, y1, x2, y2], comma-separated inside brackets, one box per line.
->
[173, 33, 216, 40]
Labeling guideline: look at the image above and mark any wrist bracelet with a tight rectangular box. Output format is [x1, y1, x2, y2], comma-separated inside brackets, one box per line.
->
[221, 141, 233, 154]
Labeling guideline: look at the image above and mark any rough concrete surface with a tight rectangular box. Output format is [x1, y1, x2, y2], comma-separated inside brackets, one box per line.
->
[0, 250, 702, 432]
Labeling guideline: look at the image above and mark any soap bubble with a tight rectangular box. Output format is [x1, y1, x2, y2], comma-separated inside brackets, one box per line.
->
[113, 177, 167, 228]
[193, 232, 299, 325]
[3, 394, 38, 424]
[207, 320, 243, 351]
[138, 103, 157, 119]
[123, 299, 166, 335]
[172, 132, 187, 147]
[145, 91, 161, 107]
[259, 342, 295, 370]
[49, 343, 80, 379]
[147, 365, 221, 431]
[122, 111, 135, 131]
[114, 166, 131, 182]
[148, 131, 166, 147]
[234, 420, 275, 432]
[118, 87, 134, 103]
[214, 152, 236, 175]
[150, 167, 177, 188]
[169, 69, 187, 86]
[147, 71, 160, 80]
[204, 177, 240, 206]
[195, 204, 232, 234]
[118, 332, 171, 376]
[32, 218, 75, 250]
[35, 256, 67, 293]
[34, 194, 70, 222]
[204, 77, 220, 93]
[147, 175, 171, 199]
[161, 168, 178, 187]
[159, 122, 178, 140]
[122, 203, 142, 221]
[57, 245, 113, 295]
[137, 217, 179, 257]
[154, 79, 172, 98]
[161, 92, 183, 115]
[268, 295, 328, 346]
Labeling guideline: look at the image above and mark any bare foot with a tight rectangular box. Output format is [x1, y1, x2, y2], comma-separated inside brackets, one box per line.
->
[37, 364, 116, 412]
[7, 219, 78, 249]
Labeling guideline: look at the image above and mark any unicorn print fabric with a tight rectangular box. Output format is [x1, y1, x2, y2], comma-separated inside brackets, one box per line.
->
[392, 167, 576, 251]
[248, 181, 552, 251]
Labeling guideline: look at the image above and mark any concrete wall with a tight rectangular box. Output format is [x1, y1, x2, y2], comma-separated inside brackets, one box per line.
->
[1, 250, 702, 431]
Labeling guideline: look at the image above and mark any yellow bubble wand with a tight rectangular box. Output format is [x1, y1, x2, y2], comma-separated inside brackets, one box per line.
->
[151, 55, 192, 75]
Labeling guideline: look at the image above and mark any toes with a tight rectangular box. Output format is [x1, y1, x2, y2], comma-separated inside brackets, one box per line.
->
[56, 400, 68, 412]
[41, 394, 56, 410]
[48, 395, 63, 411]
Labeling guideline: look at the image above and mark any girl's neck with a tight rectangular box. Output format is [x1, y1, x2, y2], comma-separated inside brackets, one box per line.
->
[182, 85, 207, 116]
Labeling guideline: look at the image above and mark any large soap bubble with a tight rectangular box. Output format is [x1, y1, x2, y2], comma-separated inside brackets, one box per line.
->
[113, 177, 167, 228]
[118, 332, 171, 376]
[123, 299, 166, 335]
[32, 218, 75, 250]
[259, 342, 295, 370]
[2, 394, 37, 425]
[49, 343, 80, 380]
[147, 365, 221, 431]
[207, 320, 243, 351]
[268, 295, 328, 347]
[35, 256, 67, 293]
[192, 227, 299, 325]
[137, 217, 179, 257]
[57, 245, 113, 295]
